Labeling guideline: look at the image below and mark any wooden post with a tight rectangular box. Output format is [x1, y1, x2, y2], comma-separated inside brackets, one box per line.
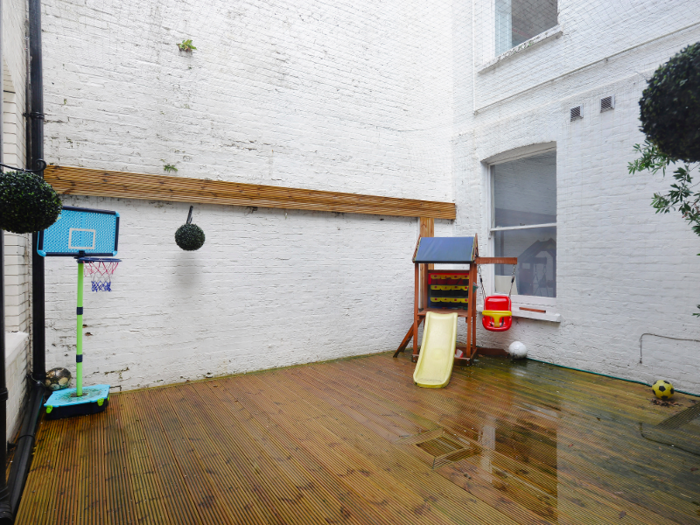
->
[419, 217, 434, 310]
[413, 263, 419, 356]
[469, 262, 477, 358]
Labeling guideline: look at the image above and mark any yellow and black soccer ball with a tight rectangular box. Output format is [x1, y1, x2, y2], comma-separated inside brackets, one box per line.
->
[651, 379, 675, 400]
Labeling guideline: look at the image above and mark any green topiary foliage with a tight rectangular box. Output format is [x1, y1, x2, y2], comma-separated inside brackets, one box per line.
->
[0, 170, 62, 233]
[175, 223, 205, 251]
[639, 42, 700, 162]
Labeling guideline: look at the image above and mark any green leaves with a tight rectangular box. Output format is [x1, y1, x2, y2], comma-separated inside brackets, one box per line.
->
[639, 42, 700, 163]
[177, 39, 197, 52]
[0, 170, 62, 233]
[630, 141, 699, 227]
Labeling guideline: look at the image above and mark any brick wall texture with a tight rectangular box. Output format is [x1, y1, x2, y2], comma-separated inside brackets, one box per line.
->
[3, 0, 31, 440]
[28, 0, 700, 394]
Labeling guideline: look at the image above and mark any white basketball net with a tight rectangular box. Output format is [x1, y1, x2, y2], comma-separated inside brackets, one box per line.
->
[83, 260, 119, 292]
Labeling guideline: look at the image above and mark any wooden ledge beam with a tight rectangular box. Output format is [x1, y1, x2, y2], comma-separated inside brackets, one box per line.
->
[44, 166, 456, 220]
[475, 257, 517, 265]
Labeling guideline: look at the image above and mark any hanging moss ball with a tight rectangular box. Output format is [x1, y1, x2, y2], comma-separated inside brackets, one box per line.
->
[175, 223, 206, 251]
[0, 170, 62, 233]
[639, 42, 700, 162]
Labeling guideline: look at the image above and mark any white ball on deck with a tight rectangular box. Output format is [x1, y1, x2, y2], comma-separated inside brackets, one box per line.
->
[508, 341, 527, 359]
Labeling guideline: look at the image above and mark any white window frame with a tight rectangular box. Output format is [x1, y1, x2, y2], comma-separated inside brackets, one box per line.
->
[474, 0, 562, 72]
[483, 143, 561, 322]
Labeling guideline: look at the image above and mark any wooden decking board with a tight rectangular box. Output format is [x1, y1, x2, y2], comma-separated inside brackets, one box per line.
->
[275, 369, 509, 525]
[305, 364, 567, 521]
[127, 392, 207, 525]
[117, 394, 176, 525]
[144, 389, 240, 525]
[235, 373, 465, 525]
[286, 366, 537, 525]
[418, 358, 699, 524]
[321, 360, 609, 525]
[386, 354, 691, 515]
[18, 417, 67, 524]
[15, 353, 700, 525]
[328, 356, 691, 524]
[224, 378, 433, 525]
[165, 384, 329, 525]
[203, 382, 394, 525]
[391, 353, 695, 480]
[297, 365, 557, 525]
[196, 382, 372, 525]
[450, 360, 700, 510]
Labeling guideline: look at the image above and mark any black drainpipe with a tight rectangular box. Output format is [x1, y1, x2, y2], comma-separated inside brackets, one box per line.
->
[29, 0, 46, 384]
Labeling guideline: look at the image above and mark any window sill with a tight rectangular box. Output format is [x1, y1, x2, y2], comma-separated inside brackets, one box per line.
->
[477, 305, 561, 323]
[477, 25, 563, 74]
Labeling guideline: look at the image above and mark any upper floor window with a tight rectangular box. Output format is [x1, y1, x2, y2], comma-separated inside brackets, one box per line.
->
[495, 0, 559, 55]
[490, 149, 557, 302]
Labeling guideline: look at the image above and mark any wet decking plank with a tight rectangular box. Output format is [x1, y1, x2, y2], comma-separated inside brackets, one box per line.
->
[230, 373, 465, 525]
[15, 352, 700, 525]
[373, 355, 693, 523]
[329, 355, 691, 525]
[267, 369, 520, 525]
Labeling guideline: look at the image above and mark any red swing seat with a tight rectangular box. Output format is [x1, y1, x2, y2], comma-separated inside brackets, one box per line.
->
[482, 295, 513, 332]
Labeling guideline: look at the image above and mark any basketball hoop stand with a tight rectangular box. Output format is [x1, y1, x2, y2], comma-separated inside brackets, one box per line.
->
[40, 206, 121, 419]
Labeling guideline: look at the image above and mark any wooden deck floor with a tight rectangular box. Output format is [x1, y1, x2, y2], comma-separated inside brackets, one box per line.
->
[15, 352, 700, 525]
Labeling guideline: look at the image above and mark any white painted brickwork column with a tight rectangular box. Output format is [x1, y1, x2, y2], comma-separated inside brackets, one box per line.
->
[3, 0, 30, 441]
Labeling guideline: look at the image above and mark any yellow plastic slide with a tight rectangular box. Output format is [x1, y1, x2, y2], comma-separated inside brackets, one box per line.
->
[413, 312, 458, 388]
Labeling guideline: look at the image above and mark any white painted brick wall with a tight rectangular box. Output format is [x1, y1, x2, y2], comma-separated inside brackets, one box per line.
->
[35, 0, 700, 396]
[46, 197, 451, 390]
[42, 0, 454, 201]
[39, 0, 455, 391]
[455, 2, 700, 394]
[2, 0, 30, 441]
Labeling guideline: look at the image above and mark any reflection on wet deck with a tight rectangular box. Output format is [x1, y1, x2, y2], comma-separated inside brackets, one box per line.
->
[17, 352, 700, 524]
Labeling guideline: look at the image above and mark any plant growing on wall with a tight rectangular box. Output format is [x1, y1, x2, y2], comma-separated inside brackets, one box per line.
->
[177, 39, 197, 52]
[629, 42, 700, 315]
[163, 164, 178, 173]
[0, 170, 62, 233]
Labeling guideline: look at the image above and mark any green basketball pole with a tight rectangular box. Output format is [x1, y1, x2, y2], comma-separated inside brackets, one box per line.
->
[76, 261, 84, 397]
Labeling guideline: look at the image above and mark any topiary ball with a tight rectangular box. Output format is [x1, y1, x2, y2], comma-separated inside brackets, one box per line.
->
[0, 170, 62, 233]
[652, 379, 675, 400]
[639, 42, 700, 162]
[175, 223, 205, 251]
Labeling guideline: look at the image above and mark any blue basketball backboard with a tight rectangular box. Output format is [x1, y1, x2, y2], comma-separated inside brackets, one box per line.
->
[38, 206, 119, 257]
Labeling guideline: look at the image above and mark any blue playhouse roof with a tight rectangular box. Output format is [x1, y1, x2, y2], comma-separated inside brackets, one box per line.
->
[413, 237, 477, 264]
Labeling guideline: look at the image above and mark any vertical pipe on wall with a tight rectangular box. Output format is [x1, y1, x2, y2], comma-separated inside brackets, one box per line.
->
[29, 0, 46, 382]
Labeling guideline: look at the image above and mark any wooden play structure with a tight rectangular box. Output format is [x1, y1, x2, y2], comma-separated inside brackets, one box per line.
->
[393, 234, 517, 366]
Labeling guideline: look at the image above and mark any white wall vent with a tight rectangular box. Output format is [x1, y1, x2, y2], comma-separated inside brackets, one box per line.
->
[600, 95, 615, 112]
[570, 105, 583, 121]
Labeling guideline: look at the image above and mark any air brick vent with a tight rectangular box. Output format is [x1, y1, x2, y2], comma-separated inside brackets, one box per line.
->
[600, 95, 615, 112]
[570, 105, 583, 121]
